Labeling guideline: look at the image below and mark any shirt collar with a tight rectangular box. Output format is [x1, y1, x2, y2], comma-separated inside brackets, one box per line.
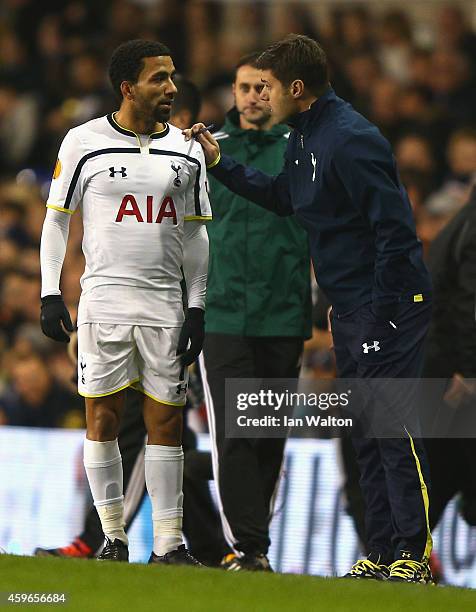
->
[107, 112, 170, 139]
[287, 86, 336, 132]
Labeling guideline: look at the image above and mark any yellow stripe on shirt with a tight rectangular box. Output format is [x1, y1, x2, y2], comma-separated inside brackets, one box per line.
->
[46, 204, 75, 215]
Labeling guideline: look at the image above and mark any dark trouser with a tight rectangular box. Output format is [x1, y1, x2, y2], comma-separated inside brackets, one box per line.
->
[421, 353, 476, 531]
[340, 437, 368, 552]
[331, 301, 432, 563]
[80, 388, 227, 564]
[425, 438, 476, 530]
[200, 333, 303, 555]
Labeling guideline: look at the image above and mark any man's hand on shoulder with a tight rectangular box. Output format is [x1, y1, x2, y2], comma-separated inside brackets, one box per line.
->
[40, 295, 74, 343]
[176, 307, 205, 367]
[182, 123, 221, 168]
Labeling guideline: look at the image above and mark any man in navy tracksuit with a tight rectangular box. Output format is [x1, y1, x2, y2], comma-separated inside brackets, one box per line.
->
[186, 34, 433, 583]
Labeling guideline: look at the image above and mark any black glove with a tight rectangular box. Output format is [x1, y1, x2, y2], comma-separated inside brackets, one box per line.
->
[40, 295, 74, 342]
[177, 307, 205, 366]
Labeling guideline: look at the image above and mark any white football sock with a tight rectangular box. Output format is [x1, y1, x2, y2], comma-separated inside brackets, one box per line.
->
[83, 438, 128, 545]
[145, 444, 184, 556]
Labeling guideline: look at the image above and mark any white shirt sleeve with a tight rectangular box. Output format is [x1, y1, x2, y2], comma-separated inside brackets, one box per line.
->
[184, 145, 213, 222]
[183, 221, 209, 310]
[46, 129, 87, 214]
[40, 208, 71, 297]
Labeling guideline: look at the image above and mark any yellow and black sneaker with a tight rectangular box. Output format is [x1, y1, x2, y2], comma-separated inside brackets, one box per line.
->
[225, 552, 273, 572]
[388, 558, 434, 584]
[220, 552, 238, 569]
[344, 556, 390, 580]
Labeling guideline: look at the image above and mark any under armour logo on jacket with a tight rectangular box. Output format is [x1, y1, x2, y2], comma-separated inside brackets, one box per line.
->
[109, 166, 127, 178]
[311, 153, 317, 182]
[362, 341, 380, 353]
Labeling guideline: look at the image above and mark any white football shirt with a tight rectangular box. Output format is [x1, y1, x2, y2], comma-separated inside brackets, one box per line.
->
[47, 114, 212, 326]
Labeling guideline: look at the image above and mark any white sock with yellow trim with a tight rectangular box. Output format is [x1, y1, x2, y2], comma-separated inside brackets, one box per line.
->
[145, 444, 184, 556]
[83, 438, 128, 545]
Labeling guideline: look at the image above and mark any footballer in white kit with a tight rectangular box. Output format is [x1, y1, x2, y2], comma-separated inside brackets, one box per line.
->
[46, 110, 211, 404]
[40, 40, 210, 565]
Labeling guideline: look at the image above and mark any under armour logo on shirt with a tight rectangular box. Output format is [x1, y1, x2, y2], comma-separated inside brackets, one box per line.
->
[362, 341, 380, 353]
[176, 383, 188, 395]
[109, 166, 127, 178]
[311, 153, 317, 182]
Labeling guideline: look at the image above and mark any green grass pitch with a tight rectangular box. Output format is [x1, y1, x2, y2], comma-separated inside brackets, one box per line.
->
[1, 555, 475, 611]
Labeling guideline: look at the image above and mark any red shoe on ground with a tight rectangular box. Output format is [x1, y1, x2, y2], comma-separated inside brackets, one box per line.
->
[34, 537, 94, 558]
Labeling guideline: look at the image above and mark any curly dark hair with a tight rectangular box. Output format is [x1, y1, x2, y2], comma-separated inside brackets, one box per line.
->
[109, 39, 171, 99]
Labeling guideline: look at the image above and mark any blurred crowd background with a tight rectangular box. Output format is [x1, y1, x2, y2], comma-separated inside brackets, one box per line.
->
[1, 0, 476, 428]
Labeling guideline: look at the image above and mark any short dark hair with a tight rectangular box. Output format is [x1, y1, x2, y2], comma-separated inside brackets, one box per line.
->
[171, 76, 202, 124]
[256, 34, 329, 96]
[234, 52, 261, 80]
[109, 39, 171, 99]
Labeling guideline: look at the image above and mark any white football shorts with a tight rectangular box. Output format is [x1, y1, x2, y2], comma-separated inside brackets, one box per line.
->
[77, 324, 188, 406]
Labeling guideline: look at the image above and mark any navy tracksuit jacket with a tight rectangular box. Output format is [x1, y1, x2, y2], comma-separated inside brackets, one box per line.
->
[209, 87, 433, 563]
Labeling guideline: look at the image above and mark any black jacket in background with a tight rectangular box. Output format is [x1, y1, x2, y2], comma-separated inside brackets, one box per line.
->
[424, 189, 476, 378]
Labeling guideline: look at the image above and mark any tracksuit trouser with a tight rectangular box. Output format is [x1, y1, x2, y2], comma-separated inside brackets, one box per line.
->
[200, 333, 303, 555]
[331, 301, 433, 563]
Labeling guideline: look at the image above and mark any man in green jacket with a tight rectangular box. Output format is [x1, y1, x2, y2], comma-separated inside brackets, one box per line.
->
[199, 53, 312, 571]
